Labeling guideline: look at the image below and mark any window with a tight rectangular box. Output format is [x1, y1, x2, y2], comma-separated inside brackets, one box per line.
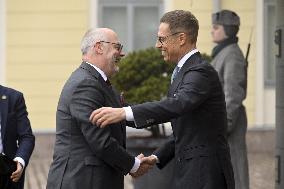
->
[98, 0, 163, 52]
[264, 0, 276, 86]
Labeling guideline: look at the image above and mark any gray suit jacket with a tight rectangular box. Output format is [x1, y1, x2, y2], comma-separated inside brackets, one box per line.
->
[211, 43, 249, 189]
[46, 63, 135, 189]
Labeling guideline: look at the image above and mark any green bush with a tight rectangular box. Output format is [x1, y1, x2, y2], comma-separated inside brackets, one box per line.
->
[111, 47, 212, 104]
[112, 47, 175, 104]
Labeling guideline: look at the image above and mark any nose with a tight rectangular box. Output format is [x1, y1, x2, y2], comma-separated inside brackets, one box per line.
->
[119, 51, 125, 57]
[155, 40, 162, 49]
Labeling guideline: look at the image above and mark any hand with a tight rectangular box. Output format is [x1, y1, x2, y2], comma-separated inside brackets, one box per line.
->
[130, 154, 156, 178]
[10, 161, 23, 182]
[145, 155, 158, 165]
[89, 107, 126, 128]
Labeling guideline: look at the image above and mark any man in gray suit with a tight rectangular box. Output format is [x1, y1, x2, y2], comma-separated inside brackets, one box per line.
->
[46, 28, 153, 189]
[211, 10, 249, 189]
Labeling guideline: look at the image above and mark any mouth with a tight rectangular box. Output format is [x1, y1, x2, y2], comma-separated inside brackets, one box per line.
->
[113, 56, 121, 63]
[161, 50, 167, 57]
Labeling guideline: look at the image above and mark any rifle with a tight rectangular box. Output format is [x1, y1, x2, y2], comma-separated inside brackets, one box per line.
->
[244, 27, 253, 98]
[245, 27, 254, 68]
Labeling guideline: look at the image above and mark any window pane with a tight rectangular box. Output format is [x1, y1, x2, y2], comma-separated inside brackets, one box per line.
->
[102, 7, 128, 51]
[133, 7, 159, 50]
[266, 5, 276, 83]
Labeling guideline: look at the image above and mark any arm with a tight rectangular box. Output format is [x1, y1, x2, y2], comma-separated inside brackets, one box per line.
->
[223, 51, 246, 134]
[14, 92, 35, 165]
[153, 134, 175, 169]
[69, 79, 135, 175]
[90, 67, 212, 128]
[12, 92, 35, 182]
[132, 68, 212, 128]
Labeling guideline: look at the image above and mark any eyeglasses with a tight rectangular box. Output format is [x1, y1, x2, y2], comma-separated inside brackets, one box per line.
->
[99, 41, 123, 52]
[157, 32, 184, 45]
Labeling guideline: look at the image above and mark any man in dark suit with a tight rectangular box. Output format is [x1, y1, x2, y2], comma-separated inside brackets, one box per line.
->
[46, 28, 153, 189]
[0, 85, 35, 189]
[90, 10, 235, 189]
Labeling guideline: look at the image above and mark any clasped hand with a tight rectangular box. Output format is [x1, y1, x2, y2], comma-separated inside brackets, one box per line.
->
[10, 161, 23, 182]
[130, 154, 157, 178]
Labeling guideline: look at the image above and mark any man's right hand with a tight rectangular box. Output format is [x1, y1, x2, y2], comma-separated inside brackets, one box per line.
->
[89, 107, 126, 128]
[130, 154, 157, 178]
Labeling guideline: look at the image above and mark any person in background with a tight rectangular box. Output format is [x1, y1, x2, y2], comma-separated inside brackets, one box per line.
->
[211, 9, 249, 189]
[0, 85, 35, 189]
[90, 10, 235, 189]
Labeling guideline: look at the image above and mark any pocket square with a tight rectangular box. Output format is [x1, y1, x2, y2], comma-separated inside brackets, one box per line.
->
[1, 95, 7, 100]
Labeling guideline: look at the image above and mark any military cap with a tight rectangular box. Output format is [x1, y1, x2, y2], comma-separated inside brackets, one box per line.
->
[212, 10, 240, 26]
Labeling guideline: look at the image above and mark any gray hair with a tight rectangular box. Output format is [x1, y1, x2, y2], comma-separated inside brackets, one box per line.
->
[80, 28, 108, 55]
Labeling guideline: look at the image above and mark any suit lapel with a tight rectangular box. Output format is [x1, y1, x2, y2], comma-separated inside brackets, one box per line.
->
[168, 52, 202, 96]
[80, 62, 120, 107]
[80, 63, 124, 135]
[0, 86, 8, 141]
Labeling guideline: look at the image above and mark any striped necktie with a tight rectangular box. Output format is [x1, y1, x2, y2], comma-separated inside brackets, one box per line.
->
[171, 66, 180, 83]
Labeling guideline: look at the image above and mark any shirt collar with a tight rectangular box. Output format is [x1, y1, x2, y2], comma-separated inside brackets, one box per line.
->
[177, 49, 199, 69]
[85, 62, 108, 81]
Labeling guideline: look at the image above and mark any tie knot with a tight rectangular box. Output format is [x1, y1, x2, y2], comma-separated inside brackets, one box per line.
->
[171, 66, 180, 83]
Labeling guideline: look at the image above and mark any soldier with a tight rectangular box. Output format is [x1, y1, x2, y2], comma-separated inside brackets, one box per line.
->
[211, 10, 249, 189]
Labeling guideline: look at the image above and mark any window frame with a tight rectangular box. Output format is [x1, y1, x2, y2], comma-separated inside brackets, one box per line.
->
[263, 0, 276, 87]
[98, 0, 164, 52]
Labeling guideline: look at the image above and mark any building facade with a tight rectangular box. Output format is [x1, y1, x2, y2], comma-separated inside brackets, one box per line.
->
[0, 0, 276, 131]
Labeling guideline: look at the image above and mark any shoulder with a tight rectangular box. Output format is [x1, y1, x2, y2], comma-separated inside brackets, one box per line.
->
[189, 59, 216, 73]
[223, 44, 244, 57]
[0, 85, 23, 99]
[183, 60, 219, 83]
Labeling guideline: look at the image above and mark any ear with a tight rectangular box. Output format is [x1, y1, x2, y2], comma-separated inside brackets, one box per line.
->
[94, 42, 104, 54]
[179, 33, 187, 46]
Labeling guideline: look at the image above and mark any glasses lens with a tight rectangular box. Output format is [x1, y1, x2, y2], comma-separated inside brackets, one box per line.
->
[115, 43, 123, 52]
[157, 36, 165, 44]
[100, 41, 123, 52]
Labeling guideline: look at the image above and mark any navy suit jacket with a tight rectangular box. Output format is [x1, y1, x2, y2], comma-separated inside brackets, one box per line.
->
[131, 53, 235, 189]
[0, 85, 35, 189]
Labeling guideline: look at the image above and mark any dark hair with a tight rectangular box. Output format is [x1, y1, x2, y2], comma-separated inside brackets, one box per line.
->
[160, 10, 199, 43]
[223, 25, 239, 37]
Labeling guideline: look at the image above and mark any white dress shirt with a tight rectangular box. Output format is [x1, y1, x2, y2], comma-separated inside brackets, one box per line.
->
[85, 62, 140, 173]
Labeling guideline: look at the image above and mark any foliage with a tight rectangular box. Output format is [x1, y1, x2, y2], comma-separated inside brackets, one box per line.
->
[112, 47, 175, 104]
[111, 47, 212, 105]
[201, 52, 212, 63]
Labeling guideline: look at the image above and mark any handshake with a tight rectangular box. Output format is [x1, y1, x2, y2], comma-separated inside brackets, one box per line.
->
[130, 154, 158, 178]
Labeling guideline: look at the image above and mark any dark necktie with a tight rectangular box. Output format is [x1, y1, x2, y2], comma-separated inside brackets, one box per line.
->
[171, 66, 180, 83]
[106, 79, 111, 86]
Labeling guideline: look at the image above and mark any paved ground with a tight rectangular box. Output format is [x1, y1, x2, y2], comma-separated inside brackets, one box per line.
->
[24, 134, 275, 189]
